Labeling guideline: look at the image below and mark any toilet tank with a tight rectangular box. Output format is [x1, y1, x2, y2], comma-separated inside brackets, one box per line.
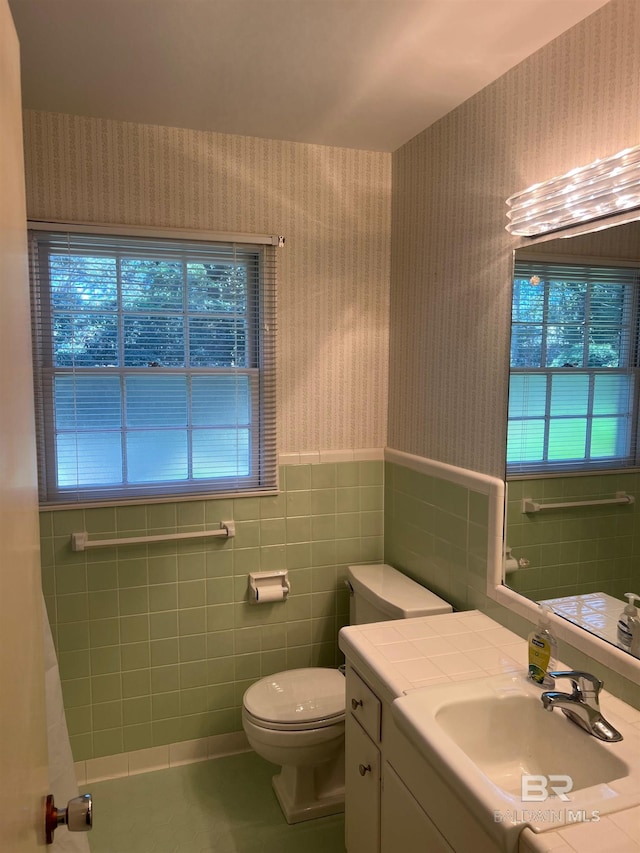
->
[347, 563, 452, 624]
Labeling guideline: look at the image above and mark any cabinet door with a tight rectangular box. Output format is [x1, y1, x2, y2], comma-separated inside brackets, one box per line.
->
[381, 763, 454, 853]
[345, 714, 381, 853]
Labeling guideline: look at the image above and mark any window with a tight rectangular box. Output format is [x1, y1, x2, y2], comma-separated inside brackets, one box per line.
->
[507, 257, 640, 475]
[30, 227, 277, 504]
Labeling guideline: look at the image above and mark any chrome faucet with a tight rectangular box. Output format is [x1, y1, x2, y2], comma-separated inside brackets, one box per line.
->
[541, 670, 623, 743]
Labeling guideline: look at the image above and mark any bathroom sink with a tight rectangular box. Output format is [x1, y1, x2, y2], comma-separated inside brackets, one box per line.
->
[434, 689, 627, 796]
[392, 673, 640, 847]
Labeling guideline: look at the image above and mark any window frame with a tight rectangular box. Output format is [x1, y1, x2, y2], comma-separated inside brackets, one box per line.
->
[29, 224, 279, 506]
[507, 254, 640, 476]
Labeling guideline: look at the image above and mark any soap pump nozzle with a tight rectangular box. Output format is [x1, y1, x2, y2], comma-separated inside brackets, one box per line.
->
[539, 603, 553, 627]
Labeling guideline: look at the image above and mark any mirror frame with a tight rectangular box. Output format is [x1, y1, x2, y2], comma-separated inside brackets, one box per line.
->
[489, 209, 640, 686]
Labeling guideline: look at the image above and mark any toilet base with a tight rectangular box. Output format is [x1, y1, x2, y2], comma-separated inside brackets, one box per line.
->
[271, 757, 345, 824]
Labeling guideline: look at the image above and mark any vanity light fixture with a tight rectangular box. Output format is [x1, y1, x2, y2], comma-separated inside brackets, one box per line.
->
[506, 143, 640, 236]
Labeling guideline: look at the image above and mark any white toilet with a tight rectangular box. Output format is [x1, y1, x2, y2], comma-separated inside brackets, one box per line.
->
[241, 563, 452, 824]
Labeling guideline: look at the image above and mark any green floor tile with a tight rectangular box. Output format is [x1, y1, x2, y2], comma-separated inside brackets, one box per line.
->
[84, 751, 345, 853]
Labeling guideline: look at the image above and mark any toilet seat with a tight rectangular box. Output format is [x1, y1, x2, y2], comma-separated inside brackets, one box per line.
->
[243, 706, 345, 732]
[243, 668, 345, 731]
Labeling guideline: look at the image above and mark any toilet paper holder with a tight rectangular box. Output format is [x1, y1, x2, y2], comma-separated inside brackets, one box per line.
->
[504, 545, 530, 575]
[249, 570, 290, 603]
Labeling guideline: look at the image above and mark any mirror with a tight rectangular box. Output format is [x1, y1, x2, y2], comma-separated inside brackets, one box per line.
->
[504, 217, 640, 658]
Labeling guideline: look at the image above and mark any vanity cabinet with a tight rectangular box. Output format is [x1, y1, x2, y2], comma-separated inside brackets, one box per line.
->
[345, 667, 381, 853]
[383, 705, 498, 853]
[341, 613, 640, 853]
[381, 763, 453, 853]
[344, 663, 496, 853]
[345, 665, 455, 853]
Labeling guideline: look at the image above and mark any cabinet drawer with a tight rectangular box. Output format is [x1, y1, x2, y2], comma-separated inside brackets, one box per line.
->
[347, 667, 381, 743]
[345, 713, 381, 853]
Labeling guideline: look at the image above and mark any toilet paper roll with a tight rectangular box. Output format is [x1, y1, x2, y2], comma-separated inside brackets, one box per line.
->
[505, 557, 519, 574]
[255, 584, 286, 603]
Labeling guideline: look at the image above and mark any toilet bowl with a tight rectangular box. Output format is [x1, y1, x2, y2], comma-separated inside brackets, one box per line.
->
[242, 563, 452, 824]
[242, 667, 346, 823]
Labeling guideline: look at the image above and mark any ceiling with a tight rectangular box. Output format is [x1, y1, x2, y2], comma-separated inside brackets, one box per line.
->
[9, 0, 610, 152]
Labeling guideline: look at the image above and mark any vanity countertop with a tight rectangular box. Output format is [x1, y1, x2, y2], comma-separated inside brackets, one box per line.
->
[339, 610, 640, 853]
[540, 592, 634, 652]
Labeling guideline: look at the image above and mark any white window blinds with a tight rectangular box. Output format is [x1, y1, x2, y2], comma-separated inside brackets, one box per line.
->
[508, 257, 640, 474]
[29, 228, 277, 504]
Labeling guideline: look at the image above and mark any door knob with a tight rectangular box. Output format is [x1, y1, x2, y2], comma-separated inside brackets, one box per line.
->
[358, 763, 372, 776]
[45, 793, 92, 844]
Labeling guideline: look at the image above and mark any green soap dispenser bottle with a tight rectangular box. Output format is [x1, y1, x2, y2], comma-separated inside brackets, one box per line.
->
[528, 604, 558, 688]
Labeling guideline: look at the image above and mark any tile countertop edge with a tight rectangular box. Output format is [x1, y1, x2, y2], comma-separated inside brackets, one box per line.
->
[338, 610, 640, 853]
[339, 625, 414, 705]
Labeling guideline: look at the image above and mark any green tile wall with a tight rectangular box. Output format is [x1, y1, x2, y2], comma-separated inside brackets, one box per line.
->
[383, 460, 640, 711]
[42, 456, 640, 759]
[383, 461, 490, 612]
[506, 473, 640, 602]
[41, 461, 384, 761]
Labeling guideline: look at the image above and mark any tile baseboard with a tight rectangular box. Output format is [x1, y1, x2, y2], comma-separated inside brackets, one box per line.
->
[76, 731, 251, 785]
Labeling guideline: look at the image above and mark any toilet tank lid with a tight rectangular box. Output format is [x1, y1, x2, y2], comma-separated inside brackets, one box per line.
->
[243, 668, 345, 725]
[347, 564, 452, 618]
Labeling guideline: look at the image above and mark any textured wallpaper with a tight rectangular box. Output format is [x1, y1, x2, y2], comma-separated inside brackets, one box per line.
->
[22, 0, 640, 477]
[22, 112, 392, 455]
[389, 0, 640, 479]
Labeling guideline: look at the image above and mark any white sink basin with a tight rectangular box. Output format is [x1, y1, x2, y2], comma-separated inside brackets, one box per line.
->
[435, 690, 627, 796]
[392, 673, 640, 847]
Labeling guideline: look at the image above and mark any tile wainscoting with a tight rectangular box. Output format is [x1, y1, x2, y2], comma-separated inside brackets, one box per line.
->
[44, 445, 640, 772]
[41, 451, 384, 762]
[506, 473, 640, 602]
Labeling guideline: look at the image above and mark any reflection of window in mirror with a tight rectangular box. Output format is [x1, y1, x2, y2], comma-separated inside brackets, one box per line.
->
[507, 257, 640, 476]
[501, 224, 640, 670]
